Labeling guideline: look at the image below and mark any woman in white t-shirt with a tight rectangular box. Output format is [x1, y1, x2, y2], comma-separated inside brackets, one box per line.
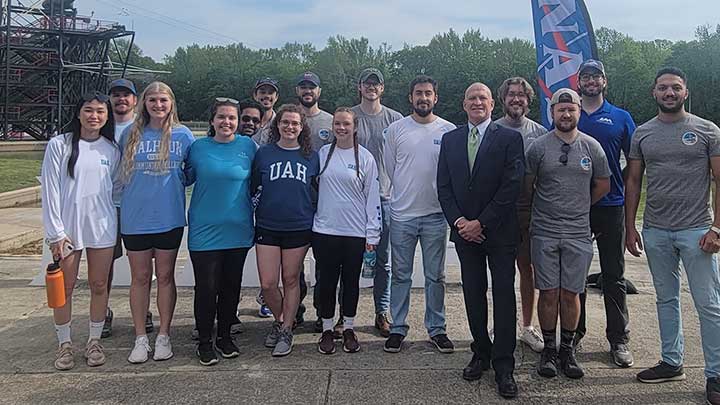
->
[312, 107, 382, 354]
[41, 92, 121, 371]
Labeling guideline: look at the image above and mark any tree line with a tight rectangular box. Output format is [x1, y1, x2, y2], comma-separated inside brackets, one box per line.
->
[117, 24, 720, 127]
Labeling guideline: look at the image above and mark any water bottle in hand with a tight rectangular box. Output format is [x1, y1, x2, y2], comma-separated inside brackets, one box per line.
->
[361, 249, 376, 278]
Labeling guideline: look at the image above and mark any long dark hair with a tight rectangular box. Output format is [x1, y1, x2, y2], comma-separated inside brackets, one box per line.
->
[207, 98, 241, 137]
[268, 104, 312, 157]
[319, 107, 360, 178]
[67, 92, 115, 178]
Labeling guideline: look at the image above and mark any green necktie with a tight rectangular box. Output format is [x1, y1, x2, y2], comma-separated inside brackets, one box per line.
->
[468, 126, 479, 170]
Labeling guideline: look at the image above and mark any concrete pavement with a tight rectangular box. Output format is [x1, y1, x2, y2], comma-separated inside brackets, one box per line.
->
[0, 247, 711, 404]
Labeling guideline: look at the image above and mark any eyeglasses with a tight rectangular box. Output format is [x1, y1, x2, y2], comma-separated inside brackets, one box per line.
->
[579, 73, 604, 82]
[241, 115, 261, 124]
[215, 97, 239, 104]
[506, 92, 528, 100]
[82, 91, 110, 103]
[279, 119, 301, 128]
[559, 143, 571, 166]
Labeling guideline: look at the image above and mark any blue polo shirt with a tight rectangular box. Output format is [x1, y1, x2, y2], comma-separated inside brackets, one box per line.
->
[578, 100, 636, 207]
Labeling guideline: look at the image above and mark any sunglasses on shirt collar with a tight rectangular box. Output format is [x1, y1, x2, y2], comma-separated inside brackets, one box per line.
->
[559, 143, 571, 166]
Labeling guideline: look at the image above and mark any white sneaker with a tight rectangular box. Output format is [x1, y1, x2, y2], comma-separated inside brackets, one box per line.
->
[128, 335, 151, 364]
[519, 326, 545, 353]
[153, 334, 173, 361]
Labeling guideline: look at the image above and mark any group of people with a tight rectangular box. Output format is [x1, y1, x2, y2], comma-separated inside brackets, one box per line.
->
[39, 61, 720, 403]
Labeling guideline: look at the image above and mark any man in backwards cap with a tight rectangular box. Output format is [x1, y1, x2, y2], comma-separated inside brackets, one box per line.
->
[524, 88, 610, 380]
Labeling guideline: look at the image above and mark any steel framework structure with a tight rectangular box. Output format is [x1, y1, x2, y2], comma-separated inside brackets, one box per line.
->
[0, 0, 135, 140]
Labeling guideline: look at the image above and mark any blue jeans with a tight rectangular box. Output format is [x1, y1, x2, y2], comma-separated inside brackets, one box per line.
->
[643, 226, 720, 378]
[389, 212, 448, 337]
[373, 200, 392, 315]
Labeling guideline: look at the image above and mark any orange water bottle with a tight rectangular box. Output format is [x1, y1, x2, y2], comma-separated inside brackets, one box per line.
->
[46, 259, 66, 308]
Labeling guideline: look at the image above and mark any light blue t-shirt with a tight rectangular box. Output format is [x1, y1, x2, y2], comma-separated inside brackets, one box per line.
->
[186, 135, 256, 251]
[119, 125, 194, 235]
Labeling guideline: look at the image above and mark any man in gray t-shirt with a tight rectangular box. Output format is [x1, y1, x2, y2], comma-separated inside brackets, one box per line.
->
[626, 68, 720, 394]
[351, 68, 403, 336]
[295, 71, 334, 152]
[494, 76, 549, 353]
[525, 88, 610, 380]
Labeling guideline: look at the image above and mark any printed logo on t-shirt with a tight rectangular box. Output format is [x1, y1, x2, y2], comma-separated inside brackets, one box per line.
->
[318, 129, 330, 141]
[580, 156, 592, 171]
[347, 163, 357, 170]
[597, 117, 614, 125]
[269, 161, 308, 184]
[100, 159, 110, 166]
[681, 132, 698, 146]
[382, 128, 389, 138]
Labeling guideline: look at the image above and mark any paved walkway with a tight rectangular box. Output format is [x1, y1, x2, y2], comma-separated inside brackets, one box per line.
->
[0, 245, 710, 404]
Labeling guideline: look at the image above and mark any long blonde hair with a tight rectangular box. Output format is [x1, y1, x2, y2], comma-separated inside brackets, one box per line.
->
[121, 81, 181, 180]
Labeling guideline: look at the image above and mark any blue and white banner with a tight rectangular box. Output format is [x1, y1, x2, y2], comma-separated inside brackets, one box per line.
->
[531, 0, 598, 128]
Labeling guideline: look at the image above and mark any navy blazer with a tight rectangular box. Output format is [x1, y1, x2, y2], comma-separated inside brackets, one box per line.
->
[437, 121, 525, 247]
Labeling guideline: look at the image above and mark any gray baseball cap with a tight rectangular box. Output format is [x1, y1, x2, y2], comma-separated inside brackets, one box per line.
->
[358, 68, 384, 84]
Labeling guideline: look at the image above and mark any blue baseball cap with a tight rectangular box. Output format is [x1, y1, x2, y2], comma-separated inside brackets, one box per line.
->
[109, 78, 137, 95]
[578, 59, 605, 76]
[296, 71, 321, 87]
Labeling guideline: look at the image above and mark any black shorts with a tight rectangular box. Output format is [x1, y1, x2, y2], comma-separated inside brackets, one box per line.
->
[113, 209, 123, 260]
[255, 227, 311, 249]
[122, 227, 184, 252]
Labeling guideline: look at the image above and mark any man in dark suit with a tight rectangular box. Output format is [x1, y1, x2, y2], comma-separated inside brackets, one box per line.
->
[437, 82, 525, 399]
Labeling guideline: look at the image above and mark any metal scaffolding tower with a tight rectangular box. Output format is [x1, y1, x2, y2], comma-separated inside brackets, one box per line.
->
[0, 0, 135, 140]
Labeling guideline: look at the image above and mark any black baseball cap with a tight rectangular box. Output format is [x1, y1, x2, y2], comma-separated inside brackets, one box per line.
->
[254, 77, 279, 92]
[358, 68, 384, 84]
[296, 71, 321, 87]
[578, 59, 605, 76]
[108, 78, 137, 95]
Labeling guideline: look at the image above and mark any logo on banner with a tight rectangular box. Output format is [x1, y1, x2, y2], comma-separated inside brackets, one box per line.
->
[681, 132, 698, 146]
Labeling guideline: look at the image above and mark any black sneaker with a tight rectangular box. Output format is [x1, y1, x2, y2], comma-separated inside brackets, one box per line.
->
[707, 377, 720, 405]
[215, 337, 240, 359]
[637, 361, 686, 383]
[537, 348, 558, 378]
[384, 333, 405, 353]
[101, 308, 113, 338]
[318, 330, 336, 355]
[611, 343, 634, 368]
[313, 318, 323, 333]
[197, 342, 218, 366]
[145, 311, 153, 334]
[559, 347, 584, 379]
[430, 334, 455, 353]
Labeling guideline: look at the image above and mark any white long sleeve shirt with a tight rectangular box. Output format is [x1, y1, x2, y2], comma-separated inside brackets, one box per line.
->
[41, 134, 121, 250]
[313, 144, 382, 245]
[383, 115, 456, 221]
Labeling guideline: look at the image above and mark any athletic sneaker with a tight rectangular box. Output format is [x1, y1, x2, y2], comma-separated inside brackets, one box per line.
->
[636, 361, 686, 383]
[128, 335, 151, 364]
[342, 329, 360, 353]
[215, 337, 240, 358]
[101, 308, 113, 338]
[264, 321, 282, 348]
[230, 318, 243, 335]
[318, 330, 336, 355]
[384, 333, 405, 353]
[707, 377, 720, 405]
[430, 334, 455, 354]
[537, 348, 558, 378]
[313, 318, 323, 333]
[519, 326, 544, 353]
[54, 342, 74, 371]
[258, 305, 272, 318]
[85, 339, 106, 367]
[153, 334, 173, 361]
[272, 329, 293, 357]
[145, 311, 153, 333]
[559, 347, 584, 379]
[197, 342, 218, 366]
[611, 343, 634, 368]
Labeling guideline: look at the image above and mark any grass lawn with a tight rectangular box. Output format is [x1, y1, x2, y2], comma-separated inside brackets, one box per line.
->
[0, 152, 43, 193]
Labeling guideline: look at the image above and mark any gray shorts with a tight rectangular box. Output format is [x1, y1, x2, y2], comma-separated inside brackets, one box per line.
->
[531, 235, 593, 294]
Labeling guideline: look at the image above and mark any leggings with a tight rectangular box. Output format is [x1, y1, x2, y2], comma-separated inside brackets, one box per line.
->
[190, 247, 250, 342]
[312, 232, 365, 319]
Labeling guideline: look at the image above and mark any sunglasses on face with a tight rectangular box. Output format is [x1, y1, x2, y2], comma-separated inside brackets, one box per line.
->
[82, 91, 110, 103]
[215, 97, 239, 104]
[559, 143, 571, 166]
[241, 115, 261, 124]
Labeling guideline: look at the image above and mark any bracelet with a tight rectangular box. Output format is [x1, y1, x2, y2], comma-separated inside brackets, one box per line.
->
[711, 226, 720, 236]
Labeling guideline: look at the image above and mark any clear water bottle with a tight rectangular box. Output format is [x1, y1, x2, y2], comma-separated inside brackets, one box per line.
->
[361, 249, 376, 278]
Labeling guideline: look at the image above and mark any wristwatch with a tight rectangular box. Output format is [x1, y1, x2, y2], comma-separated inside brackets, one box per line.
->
[710, 226, 720, 236]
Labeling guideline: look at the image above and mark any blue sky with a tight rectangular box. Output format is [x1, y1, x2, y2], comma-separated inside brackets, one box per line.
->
[82, 0, 719, 61]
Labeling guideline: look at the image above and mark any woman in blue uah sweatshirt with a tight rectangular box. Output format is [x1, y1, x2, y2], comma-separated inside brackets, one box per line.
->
[252, 104, 320, 357]
[185, 98, 256, 366]
[119, 82, 194, 364]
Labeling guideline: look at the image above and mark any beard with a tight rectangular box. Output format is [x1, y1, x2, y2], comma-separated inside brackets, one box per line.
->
[504, 103, 528, 120]
[239, 124, 257, 136]
[555, 119, 577, 133]
[657, 97, 685, 113]
[298, 94, 318, 108]
[578, 83, 604, 97]
[413, 102, 433, 117]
